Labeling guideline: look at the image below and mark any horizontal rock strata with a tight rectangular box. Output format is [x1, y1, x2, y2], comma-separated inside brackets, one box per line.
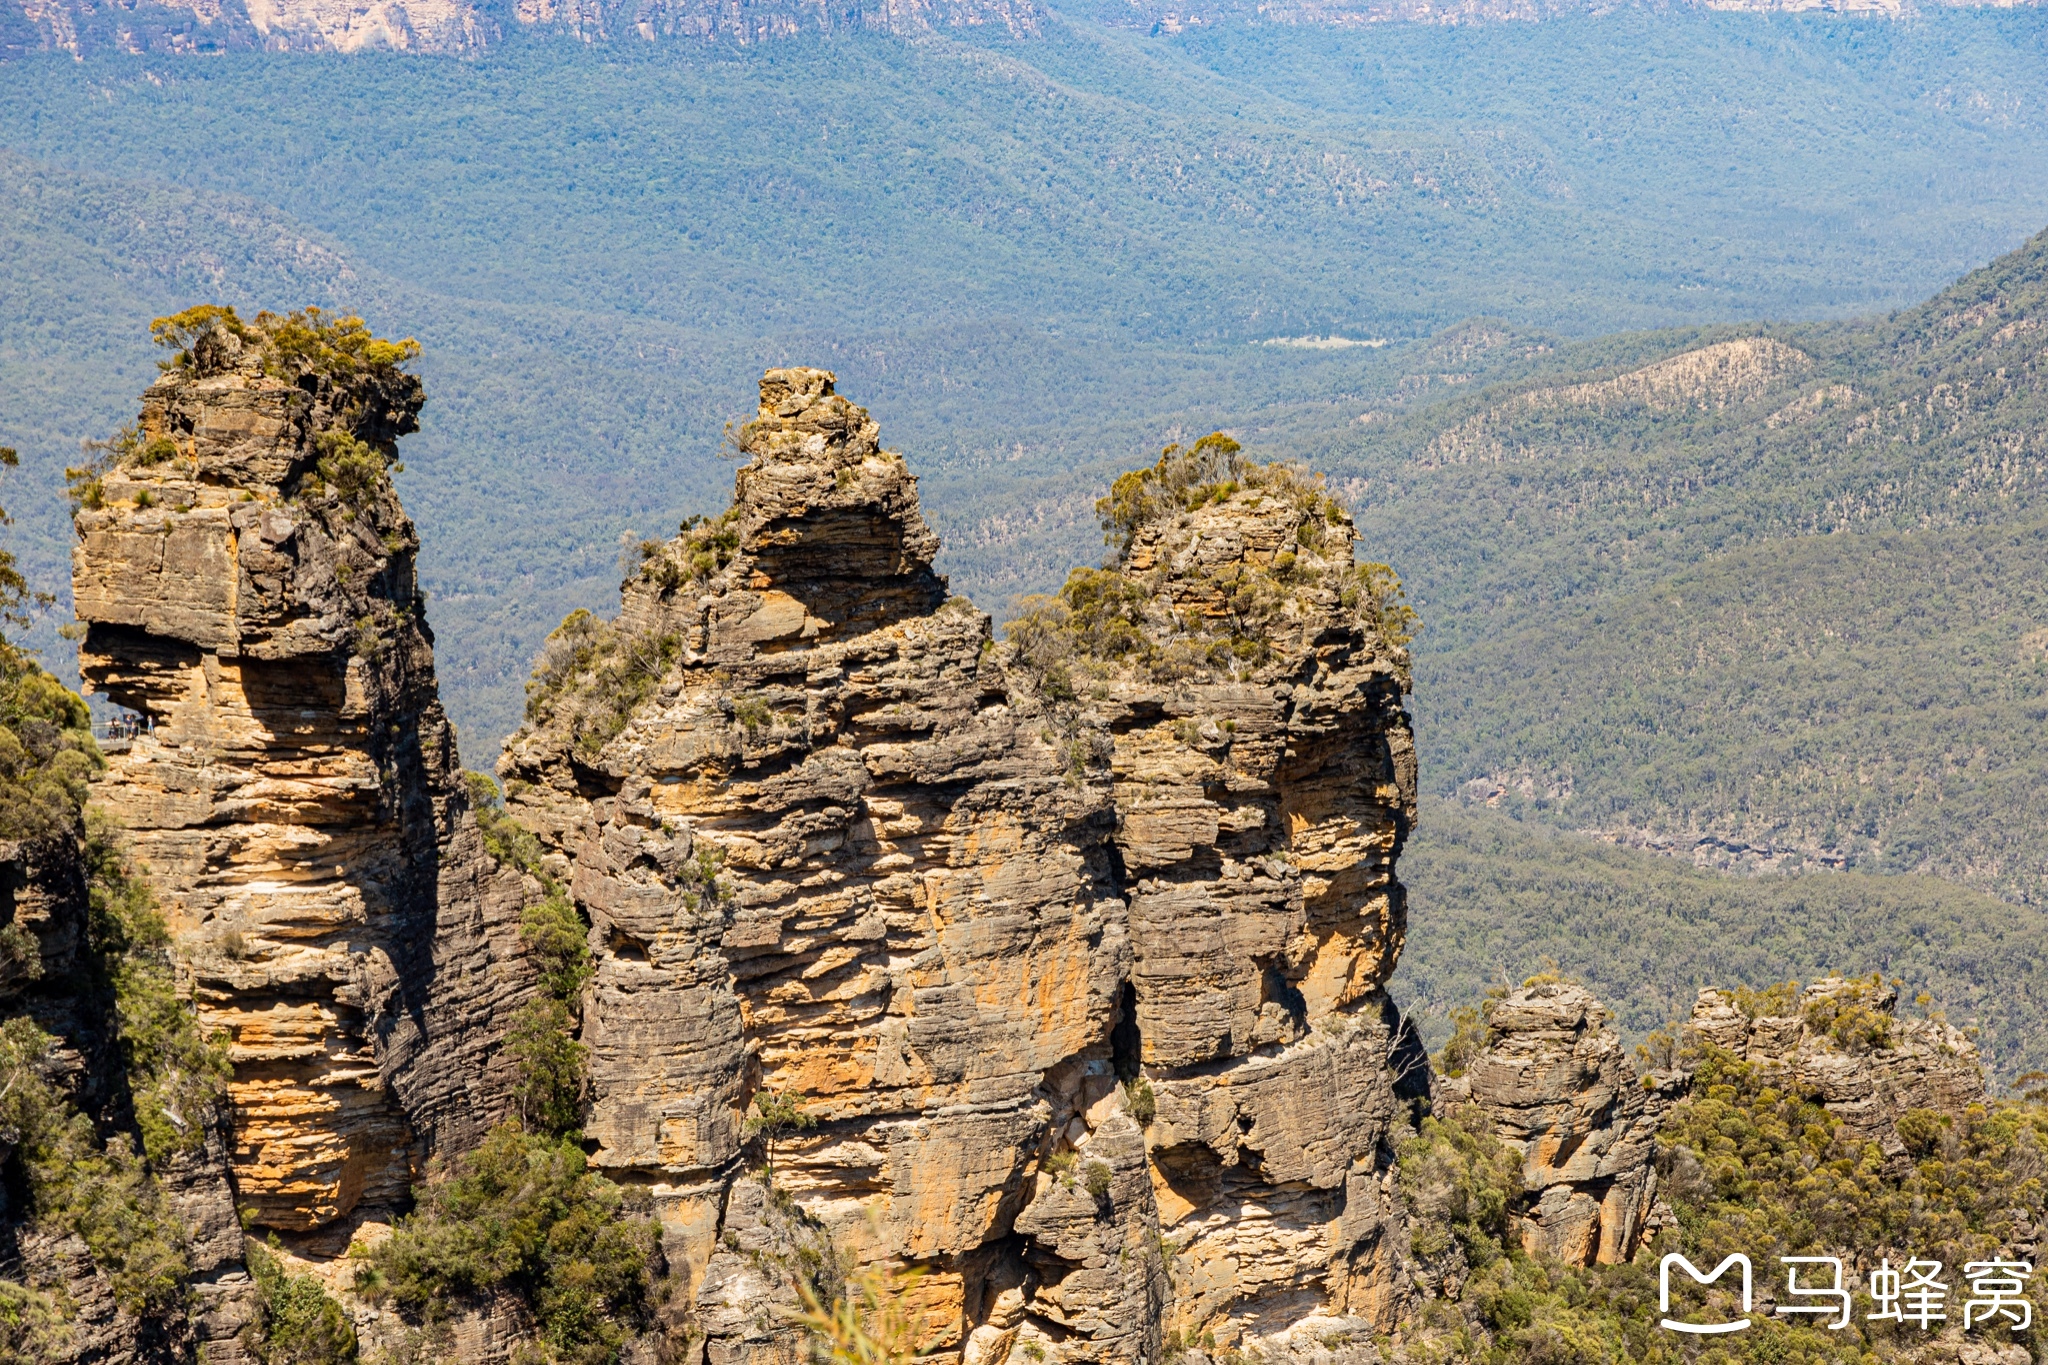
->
[72, 315, 538, 1245]
[499, 369, 1424, 1364]
[1447, 981, 1680, 1266]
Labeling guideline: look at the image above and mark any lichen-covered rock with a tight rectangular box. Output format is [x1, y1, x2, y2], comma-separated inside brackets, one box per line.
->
[499, 372, 1423, 1364]
[71, 312, 540, 1247]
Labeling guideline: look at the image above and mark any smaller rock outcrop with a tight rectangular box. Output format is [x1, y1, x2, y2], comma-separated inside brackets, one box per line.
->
[1444, 981, 1678, 1267]
[1688, 975, 1986, 1164]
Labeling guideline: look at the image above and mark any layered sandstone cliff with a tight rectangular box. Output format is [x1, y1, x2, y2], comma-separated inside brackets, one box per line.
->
[47, 333, 2027, 1365]
[495, 368, 1424, 1364]
[71, 311, 539, 1249]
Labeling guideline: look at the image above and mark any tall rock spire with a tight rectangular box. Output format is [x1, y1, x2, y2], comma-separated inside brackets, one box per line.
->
[72, 308, 537, 1240]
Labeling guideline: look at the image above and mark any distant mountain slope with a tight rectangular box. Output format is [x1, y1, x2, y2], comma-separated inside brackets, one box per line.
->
[0, 0, 1039, 56]
[1340, 225, 2048, 904]
[1390, 798, 2048, 1083]
[1064, 0, 2046, 34]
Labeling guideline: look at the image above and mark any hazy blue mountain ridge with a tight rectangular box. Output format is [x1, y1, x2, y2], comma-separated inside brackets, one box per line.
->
[1338, 221, 2048, 905]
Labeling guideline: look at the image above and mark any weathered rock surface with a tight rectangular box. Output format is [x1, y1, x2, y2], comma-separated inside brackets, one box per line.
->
[1447, 981, 1679, 1267]
[1688, 975, 1987, 1163]
[72, 316, 539, 1250]
[497, 368, 1424, 1364]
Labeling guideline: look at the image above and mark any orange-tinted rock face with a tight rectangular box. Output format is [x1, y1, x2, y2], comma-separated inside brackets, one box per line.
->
[73, 320, 538, 1240]
[501, 369, 1426, 1365]
[71, 350, 1430, 1362]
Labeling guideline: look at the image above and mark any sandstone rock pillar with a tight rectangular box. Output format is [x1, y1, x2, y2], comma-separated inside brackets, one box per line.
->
[72, 314, 537, 1244]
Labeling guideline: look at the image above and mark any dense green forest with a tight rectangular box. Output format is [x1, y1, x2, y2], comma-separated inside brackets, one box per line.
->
[4, 11, 2048, 751]
[1327, 221, 2048, 915]
[1392, 799, 2048, 1082]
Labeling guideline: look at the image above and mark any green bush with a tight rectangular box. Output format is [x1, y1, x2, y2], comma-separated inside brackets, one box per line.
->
[310, 429, 391, 508]
[245, 1240, 357, 1365]
[1396, 1102, 1523, 1269]
[0, 643, 100, 844]
[360, 1124, 655, 1365]
[1094, 432, 1244, 553]
[0, 1016, 192, 1319]
[1122, 1078, 1156, 1127]
[464, 771, 596, 1138]
[524, 610, 613, 727]
[743, 1088, 817, 1172]
[0, 1278, 69, 1363]
[1800, 974, 1895, 1054]
[1432, 1004, 1492, 1080]
[732, 694, 773, 736]
[519, 608, 681, 757]
[506, 996, 589, 1139]
[1007, 442, 1415, 691]
[466, 771, 548, 873]
[522, 887, 594, 1002]
[150, 305, 419, 380]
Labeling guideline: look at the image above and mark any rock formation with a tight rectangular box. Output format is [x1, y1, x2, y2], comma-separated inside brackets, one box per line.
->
[41, 327, 2039, 1365]
[1438, 975, 1988, 1277]
[1687, 975, 1986, 1163]
[71, 310, 539, 1249]
[1445, 981, 1679, 1267]
[496, 368, 1426, 1363]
